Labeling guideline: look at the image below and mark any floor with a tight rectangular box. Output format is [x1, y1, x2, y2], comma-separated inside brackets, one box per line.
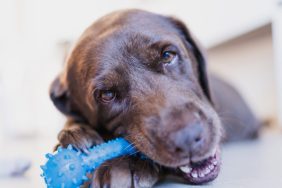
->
[0, 131, 281, 188]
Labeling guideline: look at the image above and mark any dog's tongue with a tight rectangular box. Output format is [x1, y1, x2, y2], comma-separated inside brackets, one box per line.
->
[179, 151, 221, 184]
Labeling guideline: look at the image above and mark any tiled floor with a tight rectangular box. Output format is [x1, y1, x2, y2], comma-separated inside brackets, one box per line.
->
[0, 131, 282, 188]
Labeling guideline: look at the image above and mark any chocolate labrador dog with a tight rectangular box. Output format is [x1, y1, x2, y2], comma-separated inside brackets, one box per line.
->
[50, 9, 260, 187]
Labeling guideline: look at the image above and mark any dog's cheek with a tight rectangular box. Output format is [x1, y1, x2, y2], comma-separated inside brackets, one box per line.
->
[206, 108, 222, 151]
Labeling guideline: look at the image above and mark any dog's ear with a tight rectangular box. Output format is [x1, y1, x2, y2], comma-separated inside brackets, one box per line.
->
[49, 74, 83, 121]
[168, 17, 212, 102]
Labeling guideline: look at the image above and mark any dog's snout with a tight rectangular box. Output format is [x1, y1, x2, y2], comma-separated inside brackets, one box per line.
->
[170, 122, 206, 155]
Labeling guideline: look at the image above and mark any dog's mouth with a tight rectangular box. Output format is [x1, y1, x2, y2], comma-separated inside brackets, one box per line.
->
[178, 149, 221, 184]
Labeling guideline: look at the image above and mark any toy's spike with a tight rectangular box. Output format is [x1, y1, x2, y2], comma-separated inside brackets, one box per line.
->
[69, 164, 75, 171]
[72, 178, 77, 184]
[64, 154, 70, 160]
[67, 144, 73, 150]
[61, 182, 65, 188]
[76, 151, 81, 156]
[58, 171, 64, 177]
[47, 178, 52, 184]
[45, 153, 53, 159]
[82, 175, 88, 181]
[58, 146, 63, 152]
[40, 165, 47, 170]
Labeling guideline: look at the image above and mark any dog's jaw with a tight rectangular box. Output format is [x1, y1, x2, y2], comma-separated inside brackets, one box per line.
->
[179, 148, 221, 184]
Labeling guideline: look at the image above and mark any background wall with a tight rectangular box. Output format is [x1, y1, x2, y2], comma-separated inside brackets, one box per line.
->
[0, 0, 280, 138]
[208, 25, 277, 122]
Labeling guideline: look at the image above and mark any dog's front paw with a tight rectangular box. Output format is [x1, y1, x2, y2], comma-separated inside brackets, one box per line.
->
[90, 157, 160, 188]
[55, 124, 103, 153]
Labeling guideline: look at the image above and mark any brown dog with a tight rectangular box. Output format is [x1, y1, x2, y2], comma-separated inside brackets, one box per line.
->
[50, 9, 260, 187]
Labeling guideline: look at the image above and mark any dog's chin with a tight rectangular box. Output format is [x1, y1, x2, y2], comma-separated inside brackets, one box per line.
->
[178, 148, 221, 184]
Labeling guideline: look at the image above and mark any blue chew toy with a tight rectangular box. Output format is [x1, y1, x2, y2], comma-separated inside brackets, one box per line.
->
[41, 138, 136, 188]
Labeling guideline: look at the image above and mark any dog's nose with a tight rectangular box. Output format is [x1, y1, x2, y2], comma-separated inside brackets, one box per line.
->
[170, 122, 205, 155]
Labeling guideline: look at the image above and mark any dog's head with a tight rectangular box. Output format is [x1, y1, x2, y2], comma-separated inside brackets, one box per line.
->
[50, 9, 222, 184]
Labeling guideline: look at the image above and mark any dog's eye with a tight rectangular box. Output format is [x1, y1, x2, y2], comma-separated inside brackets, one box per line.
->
[96, 90, 116, 103]
[161, 51, 177, 64]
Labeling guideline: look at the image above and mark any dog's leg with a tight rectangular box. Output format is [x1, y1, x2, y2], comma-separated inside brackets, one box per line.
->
[55, 120, 104, 153]
[90, 156, 160, 188]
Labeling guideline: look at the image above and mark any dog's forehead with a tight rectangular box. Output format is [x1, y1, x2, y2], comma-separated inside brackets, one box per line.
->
[92, 14, 182, 67]
[93, 9, 178, 37]
[86, 10, 186, 83]
[93, 10, 180, 49]
[93, 31, 172, 81]
[120, 10, 177, 33]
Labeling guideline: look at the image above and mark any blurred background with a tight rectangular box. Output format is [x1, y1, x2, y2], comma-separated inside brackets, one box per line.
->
[0, 0, 282, 187]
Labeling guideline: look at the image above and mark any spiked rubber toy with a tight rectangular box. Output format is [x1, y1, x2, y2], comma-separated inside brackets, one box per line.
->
[40, 138, 136, 188]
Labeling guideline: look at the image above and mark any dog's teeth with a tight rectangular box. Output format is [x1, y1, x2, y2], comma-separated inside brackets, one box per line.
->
[180, 165, 192, 173]
[191, 171, 198, 178]
[212, 159, 218, 165]
[208, 164, 215, 170]
[199, 172, 205, 178]
[204, 167, 211, 174]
